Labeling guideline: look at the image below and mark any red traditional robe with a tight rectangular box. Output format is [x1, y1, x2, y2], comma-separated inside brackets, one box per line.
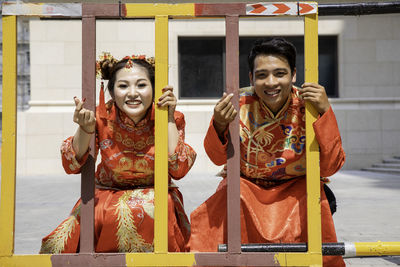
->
[40, 102, 196, 253]
[189, 87, 346, 267]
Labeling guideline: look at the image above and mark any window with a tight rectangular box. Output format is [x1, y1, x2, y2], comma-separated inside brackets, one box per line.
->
[178, 36, 338, 98]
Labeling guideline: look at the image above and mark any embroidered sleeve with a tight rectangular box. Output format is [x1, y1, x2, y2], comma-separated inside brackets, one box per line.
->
[313, 106, 346, 177]
[168, 111, 197, 180]
[61, 133, 99, 174]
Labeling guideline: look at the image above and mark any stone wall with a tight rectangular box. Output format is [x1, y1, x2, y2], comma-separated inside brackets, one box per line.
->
[12, 14, 400, 175]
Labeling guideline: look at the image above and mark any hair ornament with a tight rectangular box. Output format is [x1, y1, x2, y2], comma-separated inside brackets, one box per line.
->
[96, 52, 155, 79]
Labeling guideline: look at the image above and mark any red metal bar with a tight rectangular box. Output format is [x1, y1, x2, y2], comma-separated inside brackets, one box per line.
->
[225, 15, 241, 254]
[80, 12, 96, 253]
[195, 3, 246, 16]
[51, 253, 126, 266]
[195, 252, 278, 266]
[82, 3, 124, 18]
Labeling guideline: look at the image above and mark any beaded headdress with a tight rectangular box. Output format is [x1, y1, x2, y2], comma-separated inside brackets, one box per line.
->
[96, 52, 155, 79]
[96, 52, 155, 119]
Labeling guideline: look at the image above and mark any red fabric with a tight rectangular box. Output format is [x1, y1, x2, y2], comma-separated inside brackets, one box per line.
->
[41, 103, 196, 253]
[189, 87, 345, 267]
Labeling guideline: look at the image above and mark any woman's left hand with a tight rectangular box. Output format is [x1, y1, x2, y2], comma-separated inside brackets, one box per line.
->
[299, 83, 330, 115]
[157, 85, 177, 120]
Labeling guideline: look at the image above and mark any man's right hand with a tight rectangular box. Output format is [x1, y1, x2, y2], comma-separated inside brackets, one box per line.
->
[213, 92, 238, 136]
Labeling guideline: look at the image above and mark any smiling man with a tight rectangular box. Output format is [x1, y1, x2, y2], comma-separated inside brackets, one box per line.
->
[189, 38, 346, 267]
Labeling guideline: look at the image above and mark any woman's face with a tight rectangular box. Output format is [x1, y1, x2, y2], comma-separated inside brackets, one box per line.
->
[113, 65, 153, 123]
[249, 54, 296, 114]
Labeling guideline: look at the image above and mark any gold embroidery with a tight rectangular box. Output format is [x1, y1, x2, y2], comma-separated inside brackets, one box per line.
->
[253, 130, 274, 147]
[134, 159, 150, 174]
[146, 135, 154, 145]
[122, 137, 135, 148]
[134, 140, 146, 150]
[116, 132, 122, 142]
[40, 205, 80, 254]
[114, 191, 153, 252]
[118, 157, 133, 171]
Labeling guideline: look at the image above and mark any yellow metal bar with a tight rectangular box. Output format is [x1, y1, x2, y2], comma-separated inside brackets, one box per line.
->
[125, 3, 194, 17]
[304, 11, 322, 266]
[274, 252, 324, 266]
[354, 242, 400, 256]
[0, 15, 17, 257]
[126, 253, 196, 266]
[0, 254, 52, 267]
[154, 15, 169, 254]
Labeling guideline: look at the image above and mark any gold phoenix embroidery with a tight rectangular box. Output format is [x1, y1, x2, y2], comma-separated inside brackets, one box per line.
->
[114, 191, 153, 252]
[40, 205, 80, 254]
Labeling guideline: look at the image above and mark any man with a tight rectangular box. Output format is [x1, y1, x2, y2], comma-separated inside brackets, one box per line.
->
[189, 38, 345, 267]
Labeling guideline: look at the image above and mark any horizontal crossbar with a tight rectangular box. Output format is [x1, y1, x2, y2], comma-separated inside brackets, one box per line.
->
[3, 2, 400, 18]
[218, 241, 400, 257]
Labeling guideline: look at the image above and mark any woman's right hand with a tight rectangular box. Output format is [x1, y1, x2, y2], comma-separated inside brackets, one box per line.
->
[213, 92, 238, 136]
[73, 97, 96, 134]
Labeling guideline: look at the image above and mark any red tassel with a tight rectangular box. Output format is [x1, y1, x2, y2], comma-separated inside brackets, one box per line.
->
[99, 81, 107, 119]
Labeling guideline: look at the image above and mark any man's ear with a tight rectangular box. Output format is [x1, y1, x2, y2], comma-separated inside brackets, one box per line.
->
[249, 72, 254, 86]
[292, 67, 297, 83]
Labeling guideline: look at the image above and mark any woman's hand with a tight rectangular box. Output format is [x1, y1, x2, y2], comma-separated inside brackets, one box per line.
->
[157, 86, 179, 155]
[157, 86, 177, 121]
[213, 92, 238, 136]
[73, 97, 96, 134]
[299, 83, 330, 115]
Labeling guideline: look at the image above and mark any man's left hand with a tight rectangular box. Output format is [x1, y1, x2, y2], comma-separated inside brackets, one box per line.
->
[299, 83, 330, 115]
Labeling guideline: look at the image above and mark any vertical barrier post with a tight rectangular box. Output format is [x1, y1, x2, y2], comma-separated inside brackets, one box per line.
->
[0, 15, 17, 256]
[154, 15, 169, 254]
[304, 12, 322, 265]
[225, 15, 241, 254]
[80, 14, 96, 253]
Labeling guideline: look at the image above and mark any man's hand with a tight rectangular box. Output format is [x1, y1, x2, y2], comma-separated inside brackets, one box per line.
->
[213, 92, 238, 136]
[299, 83, 330, 115]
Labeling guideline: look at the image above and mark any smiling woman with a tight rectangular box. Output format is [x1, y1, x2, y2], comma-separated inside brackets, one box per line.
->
[39, 53, 196, 254]
[113, 66, 154, 124]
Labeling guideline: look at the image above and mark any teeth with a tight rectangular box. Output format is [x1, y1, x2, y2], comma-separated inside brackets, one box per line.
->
[126, 100, 141, 104]
[265, 90, 279, 95]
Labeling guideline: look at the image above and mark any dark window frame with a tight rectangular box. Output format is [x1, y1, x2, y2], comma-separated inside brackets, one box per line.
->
[178, 35, 338, 99]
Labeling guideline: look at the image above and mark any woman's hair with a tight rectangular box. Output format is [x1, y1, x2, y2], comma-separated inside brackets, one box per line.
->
[99, 57, 155, 97]
[248, 37, 297, 74]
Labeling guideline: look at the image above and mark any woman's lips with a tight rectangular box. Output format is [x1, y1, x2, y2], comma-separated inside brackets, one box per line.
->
[125, 100, 142, 107]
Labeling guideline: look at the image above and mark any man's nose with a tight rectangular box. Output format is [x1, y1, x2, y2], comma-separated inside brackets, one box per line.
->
[265, 74, 277, 87]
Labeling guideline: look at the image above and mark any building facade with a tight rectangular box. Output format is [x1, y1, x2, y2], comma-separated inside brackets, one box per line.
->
[2, 3, 400, 176]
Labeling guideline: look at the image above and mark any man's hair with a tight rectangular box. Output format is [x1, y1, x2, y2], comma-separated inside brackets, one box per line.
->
[248, 37, 297, 74]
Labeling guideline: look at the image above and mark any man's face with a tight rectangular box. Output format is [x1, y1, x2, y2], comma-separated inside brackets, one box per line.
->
[249, 54, 296, 114]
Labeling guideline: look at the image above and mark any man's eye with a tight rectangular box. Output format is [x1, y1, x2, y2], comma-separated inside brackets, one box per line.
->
[276, 72, 286, 77]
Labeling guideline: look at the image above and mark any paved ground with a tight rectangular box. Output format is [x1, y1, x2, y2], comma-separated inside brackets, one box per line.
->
[2, 170, 400, 266]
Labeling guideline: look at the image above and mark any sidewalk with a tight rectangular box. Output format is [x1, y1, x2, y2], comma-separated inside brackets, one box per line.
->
[4, 170, 400, 266]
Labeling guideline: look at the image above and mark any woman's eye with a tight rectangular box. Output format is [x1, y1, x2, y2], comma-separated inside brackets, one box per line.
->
[118, 84, 128, 89]
[138, 83, 147, 88]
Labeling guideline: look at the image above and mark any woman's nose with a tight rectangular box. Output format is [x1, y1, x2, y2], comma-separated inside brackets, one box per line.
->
[127, 86, 138, 97]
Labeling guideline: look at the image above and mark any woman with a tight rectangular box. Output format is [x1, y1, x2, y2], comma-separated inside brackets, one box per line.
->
[40, 53, 196, 253]
[189, 38, 345, 266]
